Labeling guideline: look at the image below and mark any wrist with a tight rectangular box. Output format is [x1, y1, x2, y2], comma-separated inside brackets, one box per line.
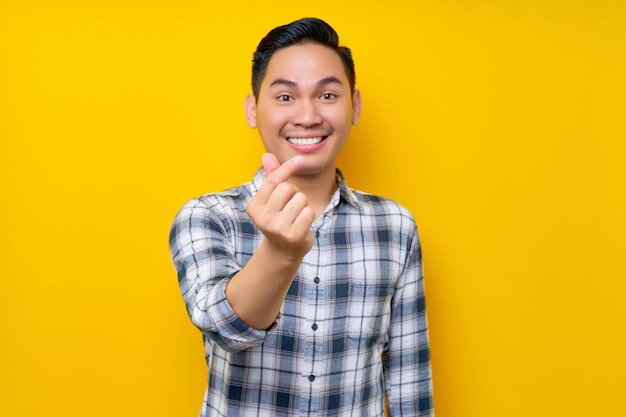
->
[259, 239, 307, 269]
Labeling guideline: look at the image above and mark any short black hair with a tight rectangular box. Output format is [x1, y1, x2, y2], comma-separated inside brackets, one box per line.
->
[251, 17, 356, 98]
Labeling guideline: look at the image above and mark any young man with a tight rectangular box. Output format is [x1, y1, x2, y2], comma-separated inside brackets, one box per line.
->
[170, 17, 434, 417]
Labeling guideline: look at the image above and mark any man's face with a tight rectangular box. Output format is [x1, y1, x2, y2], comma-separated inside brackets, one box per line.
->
[245, 42, 361, 178]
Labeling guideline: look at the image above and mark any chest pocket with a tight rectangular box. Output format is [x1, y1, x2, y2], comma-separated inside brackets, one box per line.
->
[345, 266, 393, 348]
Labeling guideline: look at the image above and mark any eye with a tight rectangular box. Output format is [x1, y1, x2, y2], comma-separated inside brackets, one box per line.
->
[277, 94, 292, 102]
[320, 92, 337, 100]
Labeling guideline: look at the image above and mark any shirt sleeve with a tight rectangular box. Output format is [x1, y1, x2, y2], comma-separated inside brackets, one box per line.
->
[384, 225, 435, 416]
[169, 197, 274, 353]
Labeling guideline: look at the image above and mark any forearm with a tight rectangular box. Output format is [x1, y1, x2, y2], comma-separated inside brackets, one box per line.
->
[225, 239, 303, 329]
[226, 154, 314, 330]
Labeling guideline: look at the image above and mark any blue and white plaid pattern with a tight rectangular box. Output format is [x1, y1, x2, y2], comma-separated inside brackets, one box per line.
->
[169, 169, 434, 417]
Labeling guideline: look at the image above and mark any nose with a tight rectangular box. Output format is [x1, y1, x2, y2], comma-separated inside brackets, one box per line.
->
[292, 99, 322, 127]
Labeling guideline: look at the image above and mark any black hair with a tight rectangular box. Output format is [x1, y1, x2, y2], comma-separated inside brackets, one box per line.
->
[251, 17, 356, 98]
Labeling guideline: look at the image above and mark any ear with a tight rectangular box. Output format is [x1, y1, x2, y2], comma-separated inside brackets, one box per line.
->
[351, 89, 362, 125]
[244, 94, 257, 128]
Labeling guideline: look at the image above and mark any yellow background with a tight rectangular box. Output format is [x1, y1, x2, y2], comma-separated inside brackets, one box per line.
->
[1, 1, 625, 416]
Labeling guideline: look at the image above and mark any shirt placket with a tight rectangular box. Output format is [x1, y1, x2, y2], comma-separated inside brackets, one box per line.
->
[298, 223, 330, 415]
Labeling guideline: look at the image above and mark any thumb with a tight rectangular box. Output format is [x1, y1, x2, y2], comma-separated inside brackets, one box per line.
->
[262, 153, 281, 175]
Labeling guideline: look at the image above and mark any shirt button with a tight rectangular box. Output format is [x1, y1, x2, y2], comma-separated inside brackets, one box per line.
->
[314, 277, 320, 284]
[308, 375, 315, 382]
[311, 323, 318, 331]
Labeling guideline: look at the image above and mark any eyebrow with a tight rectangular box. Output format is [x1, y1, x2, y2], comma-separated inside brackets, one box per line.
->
[269, 76, 343, 89]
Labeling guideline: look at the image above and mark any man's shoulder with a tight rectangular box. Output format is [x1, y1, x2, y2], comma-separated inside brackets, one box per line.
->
[346, 188, 417, 222]
[350, 188, 412, 212]
[180, 181, 254, 214]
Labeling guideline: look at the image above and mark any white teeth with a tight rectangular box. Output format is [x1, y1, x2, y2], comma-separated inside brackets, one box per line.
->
[287, 137, 324, 146]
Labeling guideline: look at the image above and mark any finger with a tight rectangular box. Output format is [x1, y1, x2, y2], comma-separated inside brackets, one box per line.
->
[291, 205, 316, 232]
[270, 194, 314, 237]
[278, 191, 309, 222]
[265, 182, 300, 213]
[262, 153, 281, 175]
[256, 155, 304, 202]
[267, 154, 304, 183]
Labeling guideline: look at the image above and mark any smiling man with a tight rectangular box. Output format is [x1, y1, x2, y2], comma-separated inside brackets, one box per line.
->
[169, 18, 434, 417]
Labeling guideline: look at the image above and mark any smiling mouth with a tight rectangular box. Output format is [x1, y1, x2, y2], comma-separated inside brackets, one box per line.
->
[287, 136, 327, 146]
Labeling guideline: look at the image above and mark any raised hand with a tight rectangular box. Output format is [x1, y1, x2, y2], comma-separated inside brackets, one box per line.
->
[246, 153, 316, 261]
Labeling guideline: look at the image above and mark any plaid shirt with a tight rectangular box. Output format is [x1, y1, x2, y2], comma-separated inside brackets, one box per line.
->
[169, 169, 434, 417]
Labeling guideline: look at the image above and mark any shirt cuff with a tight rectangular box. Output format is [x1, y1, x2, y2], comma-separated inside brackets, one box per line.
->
[205, 278, 278, 350]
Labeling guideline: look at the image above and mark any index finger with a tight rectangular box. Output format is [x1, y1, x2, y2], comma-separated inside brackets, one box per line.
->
[256, 155, 304, 201]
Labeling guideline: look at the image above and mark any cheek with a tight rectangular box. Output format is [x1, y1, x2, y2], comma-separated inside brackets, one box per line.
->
[327, 109, 353, 131]
[257, 109, 287, 132]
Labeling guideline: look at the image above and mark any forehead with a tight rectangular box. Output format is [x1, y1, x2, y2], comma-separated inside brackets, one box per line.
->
[262, 43, 348, 87]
